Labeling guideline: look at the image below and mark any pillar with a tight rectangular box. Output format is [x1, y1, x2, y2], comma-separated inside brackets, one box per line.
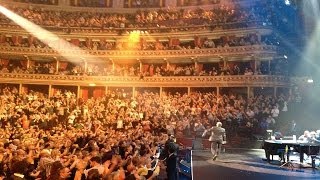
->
[111, 59, 115, 72]
[160, 87, 163, 97]
[19, 83, 22, 94]
[127, 0, 132, 7]
[106, 0, 110, 7]
[223, 58, 227, 69]
[24, 56, 30, 69]
[132, 87, 136, 98]
[166, 0, 177, 7]
[194, 60, 198, 74]
[113, 0, 124, 8]
[165, 58, 169, 70]
[247, 87, 250, 98]
[77, 86, 81, 99]
[268, 60, 271, 75]
[84, 60, 88, 74]
[159, 0, 164, 7]
[187, 87, 191, 96]
[138, 59, 142, 73]
[217, 87, 220, 96]
[58, 0, 70, 6]
[253, 59, 257, 74]
[55, 58, 59, 74]
[105, 86, 108, 95]
[48, 85, 52, 98]
[274, 87, 277, 97]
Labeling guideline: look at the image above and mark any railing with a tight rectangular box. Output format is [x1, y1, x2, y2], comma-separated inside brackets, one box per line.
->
[0, 45, 278, 59]
[0, 74, 290, 87]
[0, 20, 271, 35]
[0, 0, 254, 13]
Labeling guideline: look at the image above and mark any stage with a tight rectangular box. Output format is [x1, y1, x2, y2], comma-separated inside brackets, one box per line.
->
[191, 148, 320, 180]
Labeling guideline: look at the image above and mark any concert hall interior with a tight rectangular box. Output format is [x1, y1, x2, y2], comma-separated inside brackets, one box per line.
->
[0, 0, 320, 180]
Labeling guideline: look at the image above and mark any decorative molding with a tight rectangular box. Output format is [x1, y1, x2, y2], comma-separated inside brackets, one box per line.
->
[0, 45, 278, 60]
[0, 74, 290, 87]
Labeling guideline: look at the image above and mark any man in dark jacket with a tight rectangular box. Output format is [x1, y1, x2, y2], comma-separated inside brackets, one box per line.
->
[166, 145, 177, 180]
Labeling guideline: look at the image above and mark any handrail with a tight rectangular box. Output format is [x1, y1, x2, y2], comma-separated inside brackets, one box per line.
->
[0, 45, 278, 59]
[0, 74, 290, 87]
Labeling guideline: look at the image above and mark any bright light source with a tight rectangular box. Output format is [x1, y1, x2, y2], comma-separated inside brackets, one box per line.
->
[284, 55, 288, 59]
[285, 0, 290, 5]
[89, 83, 96, 86]
[0, 6, 99, 63]
[307, 79, 314, 83]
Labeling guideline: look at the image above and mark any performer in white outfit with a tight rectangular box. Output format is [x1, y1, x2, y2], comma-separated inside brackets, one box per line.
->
[202, 122, 226, 160]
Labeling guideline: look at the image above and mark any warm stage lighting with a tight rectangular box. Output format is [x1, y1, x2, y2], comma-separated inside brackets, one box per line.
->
[0, 5, 99, 63]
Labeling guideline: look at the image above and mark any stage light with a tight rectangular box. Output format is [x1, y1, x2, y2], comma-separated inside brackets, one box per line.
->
[0, 5, 99, 63]
[89, 83, 96, 86]
[284, 55, 288, 59]
[285, 0, 290, 6]
[307, 79, 314, 83]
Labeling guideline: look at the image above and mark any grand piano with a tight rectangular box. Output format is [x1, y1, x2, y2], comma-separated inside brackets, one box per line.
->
[263, 140, 320, 168]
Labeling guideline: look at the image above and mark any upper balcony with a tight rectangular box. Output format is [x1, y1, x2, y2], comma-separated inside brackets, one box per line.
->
[0, 0, 274, 36]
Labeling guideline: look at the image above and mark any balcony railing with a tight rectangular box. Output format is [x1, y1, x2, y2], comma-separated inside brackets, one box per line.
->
[0, 73, 290, 87]
[0, 45, 278, 59]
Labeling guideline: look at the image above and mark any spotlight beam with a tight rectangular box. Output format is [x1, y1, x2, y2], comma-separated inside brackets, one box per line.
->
[0, 5, 100, 63]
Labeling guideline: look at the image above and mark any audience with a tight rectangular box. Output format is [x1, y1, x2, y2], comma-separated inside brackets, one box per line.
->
[0, 3, 272, 31]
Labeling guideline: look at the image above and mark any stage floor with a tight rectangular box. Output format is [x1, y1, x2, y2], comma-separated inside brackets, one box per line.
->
[191, 148, 320, 180]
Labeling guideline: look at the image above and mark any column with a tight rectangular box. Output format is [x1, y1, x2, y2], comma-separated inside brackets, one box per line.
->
[160, 87, 163, 97]
[55, 58, 59, 74]
[113, 0, 124, 8]
[268, 60, 271, 75]
[253, 59, 257, 74]
[24, 56, 30, 69]
[274, 87, 277, 97]
[106, 0, 110, 7]
[112, 60, 115, 72]
[127, 0, 132, 7]
[138, 59, 142, 73]
[165, 0, 177, 7]
[77, 86, 81, 99]
[58, 0, 70, 6]
[159, 0, 164, 7]
[194, 60, 198, 74]
[165, 58, 169, 69]
[105, 86, 108, 95]
[48, 85, 52, 98]
[216, 87, 220, 96]
[19, 83, 22, 94]
[247, 87, 254, 98]
[257, 33, 261, 43]
[187, 87, 191, 96]
[223, 58, 227, 69]
[84, 60, 88, 74]
[132, 87, 136, 98]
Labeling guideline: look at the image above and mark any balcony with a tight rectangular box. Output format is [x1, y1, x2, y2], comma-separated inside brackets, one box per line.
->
[0, 73, 290, 87]
[0, 45, 278, 60]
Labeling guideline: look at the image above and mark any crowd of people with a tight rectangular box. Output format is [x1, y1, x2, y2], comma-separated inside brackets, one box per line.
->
[12, 0, 58, 5]
[0, 33, 273, 51]
[0, 60, 269, 77]
[0, 3, 272, 31]
[0, 83, 291, 179]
